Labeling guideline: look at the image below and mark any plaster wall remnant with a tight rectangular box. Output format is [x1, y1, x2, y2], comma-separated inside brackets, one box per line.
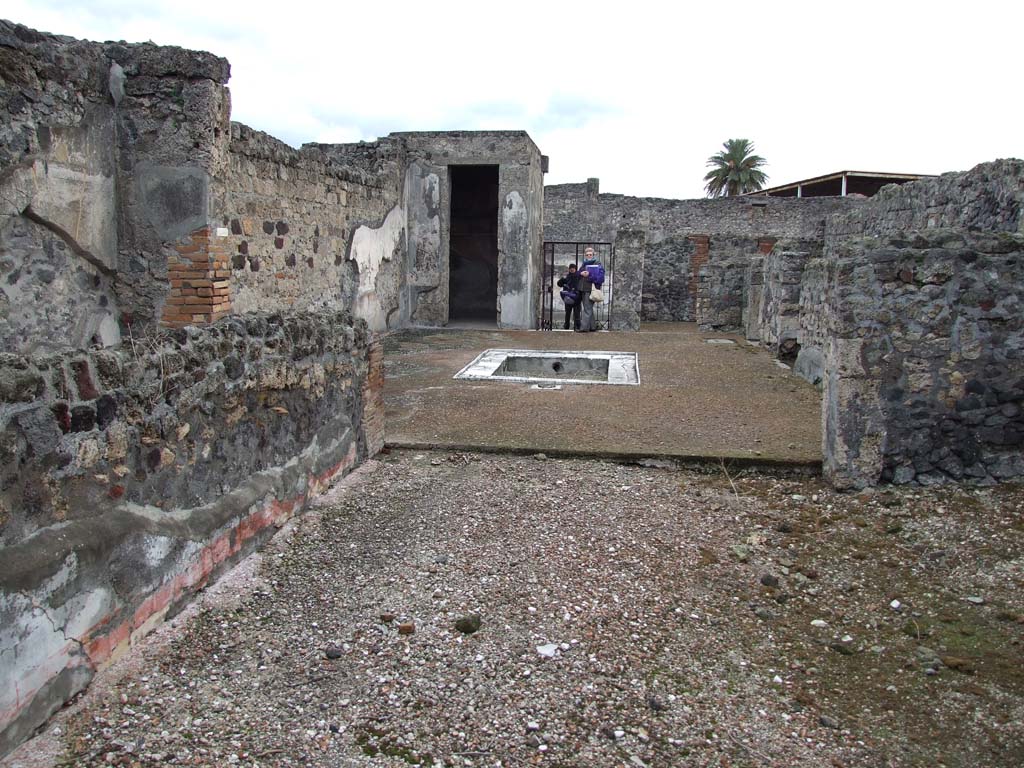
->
[349, 204, 406, 332]
[499, 190, 530, 327]
[404, 165, 443, 326]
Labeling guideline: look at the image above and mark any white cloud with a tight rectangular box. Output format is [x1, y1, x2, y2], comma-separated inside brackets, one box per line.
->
[5, 0, 1022, 198]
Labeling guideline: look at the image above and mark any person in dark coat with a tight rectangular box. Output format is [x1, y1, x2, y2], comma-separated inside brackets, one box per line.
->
[556, 263, 581, 330]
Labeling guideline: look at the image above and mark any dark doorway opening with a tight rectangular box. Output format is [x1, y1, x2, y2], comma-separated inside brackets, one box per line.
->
[449, 165, 498, 324]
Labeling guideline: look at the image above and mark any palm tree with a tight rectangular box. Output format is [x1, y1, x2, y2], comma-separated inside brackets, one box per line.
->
[703, 139, 769, 197]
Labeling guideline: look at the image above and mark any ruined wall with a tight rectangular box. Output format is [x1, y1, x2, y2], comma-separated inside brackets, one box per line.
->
[397, 132, 545, 329]
[642, 236, 696, 321]
[609, 230, 645, 331]
[794, 258, 828, 385]
[1, 22, 122, 353]
[823, 230, 1024, 488]
[110, 39, 231, 333]
[213, 126, 404, 332]
[544, 180, 853, 322]
[0, 20, 233, 347]
[0, 310, 383, 754]
[825, 159, 1024, 242]
[742, 257, 764, 341]
[0, 22, 399, 757]
[758, 241, 819, 359]
[696, 237, 762, 331]
[819, 160, 1024, 488]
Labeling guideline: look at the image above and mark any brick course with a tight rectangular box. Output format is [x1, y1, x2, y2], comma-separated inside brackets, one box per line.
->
[161, 228, 233, 327]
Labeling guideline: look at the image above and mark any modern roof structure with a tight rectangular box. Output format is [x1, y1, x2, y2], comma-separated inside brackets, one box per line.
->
[745, 170, 937, 198]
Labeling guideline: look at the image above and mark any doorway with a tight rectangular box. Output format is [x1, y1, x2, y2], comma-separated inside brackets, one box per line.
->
[449, 165, 498, 324]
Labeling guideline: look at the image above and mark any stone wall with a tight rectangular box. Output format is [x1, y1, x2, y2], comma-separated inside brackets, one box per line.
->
[2, 21, 548, 349]
[0, 20, 232, 347]
[816, 160, 1024, 487]
[823, 230, 1024, 488]
[1, 21, 125, 353]
[543, 179, 853, 323]
[825, 159, 1024, 242]
[0, 310, 382, 754]
[696, 237, 761, 331]
[794, 258, 828, 385]
[544, 180, 853, 244]
[609, 230, 645, 331]
[396, 132, 546, 329]
[758, 241, 819, 359]
[214, 125, 403, 332]
[641, 236, 696, 321]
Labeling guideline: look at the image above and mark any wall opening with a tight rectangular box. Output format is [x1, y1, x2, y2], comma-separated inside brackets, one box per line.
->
[449, 165, 498, 323]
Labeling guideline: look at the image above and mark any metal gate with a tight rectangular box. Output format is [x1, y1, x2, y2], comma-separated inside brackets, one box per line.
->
[540, 241, 615, 331]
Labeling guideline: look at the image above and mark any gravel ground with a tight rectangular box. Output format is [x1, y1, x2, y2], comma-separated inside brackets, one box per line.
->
[29, 451, 1024, 767]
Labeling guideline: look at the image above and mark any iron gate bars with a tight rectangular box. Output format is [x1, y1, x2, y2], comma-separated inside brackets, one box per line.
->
[540, 241, 615, 331]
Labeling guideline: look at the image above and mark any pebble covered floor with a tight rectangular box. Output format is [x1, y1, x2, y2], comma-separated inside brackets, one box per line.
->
[36, 451, 1024, 768]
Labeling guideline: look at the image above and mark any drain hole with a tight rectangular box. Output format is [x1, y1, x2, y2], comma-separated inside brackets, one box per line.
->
[552, 361, 564, 373]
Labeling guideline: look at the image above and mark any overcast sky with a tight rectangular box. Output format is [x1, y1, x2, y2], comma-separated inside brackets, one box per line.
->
[7, 0, 1022, 198]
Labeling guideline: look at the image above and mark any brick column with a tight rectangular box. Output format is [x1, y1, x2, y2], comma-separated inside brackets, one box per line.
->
[361, 338, 385, 457]
[687, 234, 710, 322]
[162, 227, 232, 327]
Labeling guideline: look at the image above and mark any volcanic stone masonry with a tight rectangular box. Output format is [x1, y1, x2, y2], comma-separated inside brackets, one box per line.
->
[1, 15, 1023, 759]
[544, 161, 1024, 489]
[0, 310, 383, 756]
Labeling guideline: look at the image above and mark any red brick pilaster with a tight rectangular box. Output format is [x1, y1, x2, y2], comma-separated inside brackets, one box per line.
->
[162, 227, 233, 327]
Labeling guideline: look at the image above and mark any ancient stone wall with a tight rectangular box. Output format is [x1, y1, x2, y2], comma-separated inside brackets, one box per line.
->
[641, 236, 696, 321]
[544, 179, 853, 322]
[0, 20, 232, 348]
[214, 125, 404, 332]
[817, 160, 1024, 487]
[696, 237, 758, 331]
[609, 230, 645, 331]
[758, 241, 819, 359]
[742, 257, 764, 341]
[396, 132, 546, 329]
[824, 159, 1024, 243]
[544, 181, 853, 244]
[3, 21, 548, 346]
[0, 310, 382, 754]
[822, 230, 1024, 488]
[1, 21, 123, 354]
[794, 258, 828, 385]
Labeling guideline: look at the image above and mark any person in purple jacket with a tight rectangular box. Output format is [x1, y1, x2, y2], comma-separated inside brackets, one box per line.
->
[576, 247, 597, 332]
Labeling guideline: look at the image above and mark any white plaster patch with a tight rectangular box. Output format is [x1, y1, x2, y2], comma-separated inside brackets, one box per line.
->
[29, 161, 118, 271]
[94, 313, 122, 347]
[349, 204, 406, 331]
[141, 535, 175, 569]
[499, 191, 529, 328]
[63, 587, 115, 640]
[0, 554, 101, 722]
